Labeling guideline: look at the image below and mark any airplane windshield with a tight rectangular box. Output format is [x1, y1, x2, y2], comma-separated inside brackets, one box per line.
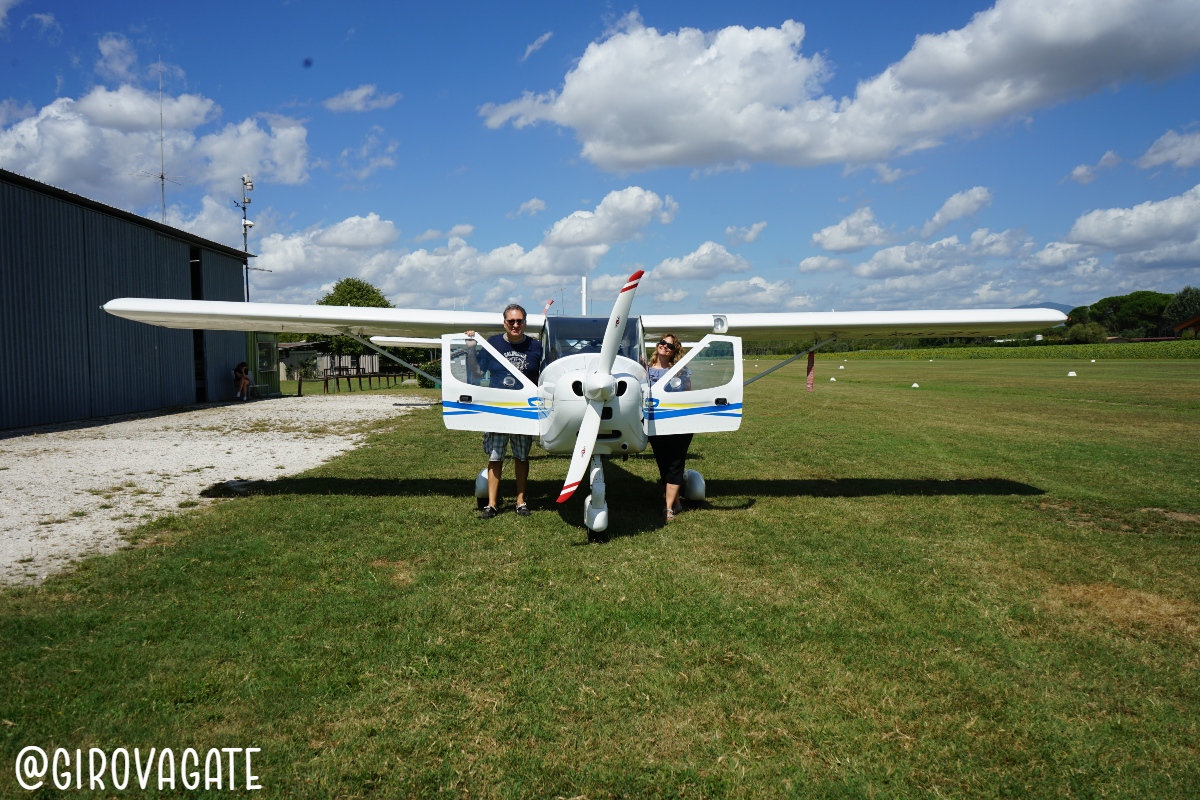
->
[541, 316, 643, 367]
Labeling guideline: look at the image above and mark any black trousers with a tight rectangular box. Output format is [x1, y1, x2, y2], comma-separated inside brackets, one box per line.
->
[649, 433, 693, 486]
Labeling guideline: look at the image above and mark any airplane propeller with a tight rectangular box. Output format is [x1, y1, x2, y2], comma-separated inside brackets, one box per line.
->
[557, 269, 643, 504]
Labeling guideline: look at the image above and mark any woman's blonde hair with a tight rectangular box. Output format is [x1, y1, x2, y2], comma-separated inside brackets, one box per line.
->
[658, 333, 684, 367]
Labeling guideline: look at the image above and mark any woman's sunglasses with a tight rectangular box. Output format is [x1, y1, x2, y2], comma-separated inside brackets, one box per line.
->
[656, 340, 677, 351]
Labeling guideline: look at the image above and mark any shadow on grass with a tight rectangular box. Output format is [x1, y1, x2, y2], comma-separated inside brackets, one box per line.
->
[706, 477, 1046, 498]
[201, 473, 1043, 545]
[205, 474, 1042, 501]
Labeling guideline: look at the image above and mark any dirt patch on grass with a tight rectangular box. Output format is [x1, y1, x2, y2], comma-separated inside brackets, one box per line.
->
[371, 559, 416, 586]
[1045, 583, 1199, 638]
[1139, 507, 1200, 524]
[1039, 500, 1199, 537]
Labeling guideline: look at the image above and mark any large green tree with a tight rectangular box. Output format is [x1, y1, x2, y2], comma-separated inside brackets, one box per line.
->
[1070, 290, 1173, 338]
[313, 278, 393, 356]
[1162, 286, 1200, 332]
[318, 277, 393, 309]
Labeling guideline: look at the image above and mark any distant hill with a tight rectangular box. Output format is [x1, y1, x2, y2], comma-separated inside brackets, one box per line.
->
[1015, 302, 1073, 314]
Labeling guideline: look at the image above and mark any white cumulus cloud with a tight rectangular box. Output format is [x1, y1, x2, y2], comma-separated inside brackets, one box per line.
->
[725, 221, 767, 244]
[654, 288, 689, 303]
[95, 33, 139, 82]
[542, 186, 667, 248]
[812, 207, 894, 253]
[509, 197, 546, 217]
[323, 84, 402, 112]
[920, 186, 992, 237]
[313, 213, 399, 249]
[798, 255, 850, 273]
[0, 98, 34, 126]
[1066, 150, 1120, 184]
[414, 224, 475, 242]
[76, 84, 217, 132]
[1066, 183, 1200, 268]
[1137, 129, 1200, 169]
[481, 2, 1200, 171]
[653, 241, 750, 280]
[853, 228, 1029, 278]
[0, 89, 310, 208]
[250, 188, 674, 306]
[704, 276, 796, 309]
[162, 195, 245, 249]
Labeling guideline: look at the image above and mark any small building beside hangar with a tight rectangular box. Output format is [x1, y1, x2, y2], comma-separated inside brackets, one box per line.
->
[1, 167, 261, 430]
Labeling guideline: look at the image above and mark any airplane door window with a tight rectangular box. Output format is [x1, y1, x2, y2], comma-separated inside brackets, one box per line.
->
[645, 334, 743, 436]
[440, 334, 538, 436]
[447, 335, 526, 390]
[654, 339, 735, 392]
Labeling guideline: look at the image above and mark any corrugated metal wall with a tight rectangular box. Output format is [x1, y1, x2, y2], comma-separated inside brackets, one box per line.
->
[0, 181, 92, 428]
[201, 250, 247, 402]
[83, 213, 193, 416]
[1, 176, 247, 430]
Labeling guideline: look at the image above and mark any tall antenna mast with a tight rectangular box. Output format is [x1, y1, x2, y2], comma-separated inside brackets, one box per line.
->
[158, 56, 165, 222]
[133, 57, 185, 220]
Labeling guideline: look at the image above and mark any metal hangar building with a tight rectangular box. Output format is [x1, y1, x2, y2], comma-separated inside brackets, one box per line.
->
[1, 167, 254, 430]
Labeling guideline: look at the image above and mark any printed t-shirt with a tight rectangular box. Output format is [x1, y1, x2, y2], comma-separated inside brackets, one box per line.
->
[478, 334, 543, 388]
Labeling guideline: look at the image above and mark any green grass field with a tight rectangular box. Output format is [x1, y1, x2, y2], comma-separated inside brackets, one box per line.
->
[3, 360, 1198, 797]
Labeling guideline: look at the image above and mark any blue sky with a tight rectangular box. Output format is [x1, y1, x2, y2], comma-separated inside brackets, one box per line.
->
[3, 0, 1199, 313]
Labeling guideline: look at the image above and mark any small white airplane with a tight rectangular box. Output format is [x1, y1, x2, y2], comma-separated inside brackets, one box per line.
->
[104, 273, 1064, 533]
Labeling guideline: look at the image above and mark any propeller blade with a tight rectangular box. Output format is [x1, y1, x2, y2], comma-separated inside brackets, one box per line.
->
[558, 269, 644, 505]
[557, 400, 603, 503]
[596, 269, 643, 375]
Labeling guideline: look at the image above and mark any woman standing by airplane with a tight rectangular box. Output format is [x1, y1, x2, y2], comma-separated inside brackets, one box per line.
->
[647, 333, 692, 523]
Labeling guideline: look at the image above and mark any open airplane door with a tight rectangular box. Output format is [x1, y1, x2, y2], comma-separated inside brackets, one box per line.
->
[440, 334, 539, 435]
[645, 334, 743, 436]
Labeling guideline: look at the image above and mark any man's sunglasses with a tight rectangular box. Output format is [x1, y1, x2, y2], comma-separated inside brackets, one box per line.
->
[504, 318, 527, 326]
[656, 340, 677, 351]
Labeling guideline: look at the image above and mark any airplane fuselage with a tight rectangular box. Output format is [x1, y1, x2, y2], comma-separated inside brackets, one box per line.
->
[535, 314, 649, 456]
[538, 354, 649, 456]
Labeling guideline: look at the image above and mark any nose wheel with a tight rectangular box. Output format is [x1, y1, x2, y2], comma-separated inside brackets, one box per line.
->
[583, 455, 608, 538]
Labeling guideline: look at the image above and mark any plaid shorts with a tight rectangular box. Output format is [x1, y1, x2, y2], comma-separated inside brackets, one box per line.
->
[483, 432, 533, 462]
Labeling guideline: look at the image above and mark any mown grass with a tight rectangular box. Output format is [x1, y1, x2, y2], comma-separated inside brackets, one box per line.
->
[811, 340, 1200, 360]
[2, 360, 1198, 797]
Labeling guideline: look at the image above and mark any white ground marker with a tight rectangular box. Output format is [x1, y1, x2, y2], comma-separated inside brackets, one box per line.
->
[912, 383, 920, 388]
[1068, 371, 1077, 376]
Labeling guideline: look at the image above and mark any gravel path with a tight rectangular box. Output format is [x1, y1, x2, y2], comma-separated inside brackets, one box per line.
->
[0, 395, 432, 585]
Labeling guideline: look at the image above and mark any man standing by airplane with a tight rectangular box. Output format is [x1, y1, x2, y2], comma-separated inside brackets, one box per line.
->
[465, 303, 543, 519]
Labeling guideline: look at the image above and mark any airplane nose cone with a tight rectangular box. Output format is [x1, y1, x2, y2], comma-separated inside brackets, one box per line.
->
[584, 371, 616, 401]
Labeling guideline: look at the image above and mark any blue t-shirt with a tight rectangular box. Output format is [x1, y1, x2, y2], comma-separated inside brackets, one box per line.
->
[478, 334, 542, 389]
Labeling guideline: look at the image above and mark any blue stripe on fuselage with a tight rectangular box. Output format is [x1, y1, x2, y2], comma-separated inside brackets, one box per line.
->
[442, 400, 539, 420]
[645, 402, 743, 420]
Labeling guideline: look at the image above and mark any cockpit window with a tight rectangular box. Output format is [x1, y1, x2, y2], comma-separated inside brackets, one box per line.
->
[541, 316, 643, 367]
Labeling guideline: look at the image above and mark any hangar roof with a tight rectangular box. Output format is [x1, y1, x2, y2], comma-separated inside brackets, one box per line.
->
[0, 167, 254, 262]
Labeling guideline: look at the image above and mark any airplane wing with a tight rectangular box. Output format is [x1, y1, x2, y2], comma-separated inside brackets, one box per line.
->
[641, 308, 1066, 341]
[102, 298, 544, 338]
[369, 336, 442, 348]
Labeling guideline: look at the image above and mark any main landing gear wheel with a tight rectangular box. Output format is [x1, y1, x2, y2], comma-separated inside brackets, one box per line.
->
[474, 468, 489, 511]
